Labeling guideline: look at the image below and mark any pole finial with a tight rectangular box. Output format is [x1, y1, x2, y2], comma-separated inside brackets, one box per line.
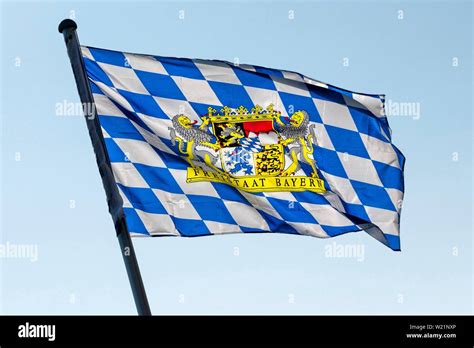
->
[58, 19, 77, 33]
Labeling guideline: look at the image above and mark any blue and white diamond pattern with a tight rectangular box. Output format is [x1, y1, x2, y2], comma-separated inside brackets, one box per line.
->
[81, 46, 405, 251]
[239, 136, 262, 153]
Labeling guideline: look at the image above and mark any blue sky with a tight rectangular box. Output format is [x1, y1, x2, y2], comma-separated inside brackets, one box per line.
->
[0, 0, 472, 314]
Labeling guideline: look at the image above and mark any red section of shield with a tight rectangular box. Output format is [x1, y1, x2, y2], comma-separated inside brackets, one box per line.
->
[243, 120, 273, 137]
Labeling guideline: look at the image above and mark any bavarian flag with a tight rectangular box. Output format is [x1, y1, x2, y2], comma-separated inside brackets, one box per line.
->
[81, 46, 405, 251]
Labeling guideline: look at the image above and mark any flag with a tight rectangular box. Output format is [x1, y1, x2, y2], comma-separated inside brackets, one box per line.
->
[81, 46, 405, 251]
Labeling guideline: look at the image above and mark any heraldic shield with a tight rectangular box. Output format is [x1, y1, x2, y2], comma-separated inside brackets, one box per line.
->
[169, 104, 326, 194]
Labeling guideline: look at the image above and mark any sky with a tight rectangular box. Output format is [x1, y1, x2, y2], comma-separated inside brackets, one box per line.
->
[0, 0, 472, 314]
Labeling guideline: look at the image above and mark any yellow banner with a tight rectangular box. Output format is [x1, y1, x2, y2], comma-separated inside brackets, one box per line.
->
[186, 167, 326, 193]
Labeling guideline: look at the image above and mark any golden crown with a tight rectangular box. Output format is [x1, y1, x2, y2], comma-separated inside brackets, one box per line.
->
[204, 104, 281, 123]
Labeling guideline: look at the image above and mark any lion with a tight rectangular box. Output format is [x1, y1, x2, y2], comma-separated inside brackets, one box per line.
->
[169, 115, 220, 169]
[276, 111, 320, 177]
[218, 123, 245, 147]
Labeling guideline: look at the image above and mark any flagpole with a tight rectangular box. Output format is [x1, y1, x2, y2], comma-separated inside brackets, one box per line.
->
[58, 19, 152, 316]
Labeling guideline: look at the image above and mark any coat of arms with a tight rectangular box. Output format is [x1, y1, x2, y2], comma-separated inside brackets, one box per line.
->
[168, 104, 325, 193]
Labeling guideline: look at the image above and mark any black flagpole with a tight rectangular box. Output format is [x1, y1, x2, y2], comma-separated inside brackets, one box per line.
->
[58, 19, 152, 316]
